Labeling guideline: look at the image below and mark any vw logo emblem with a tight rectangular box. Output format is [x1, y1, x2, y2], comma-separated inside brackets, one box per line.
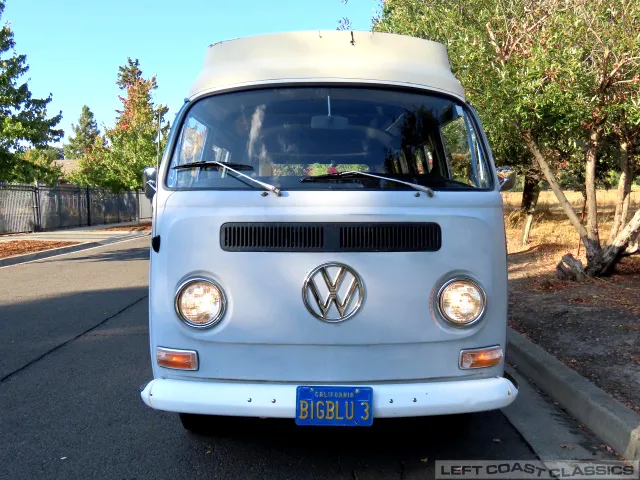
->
[302, 262, 365, 323]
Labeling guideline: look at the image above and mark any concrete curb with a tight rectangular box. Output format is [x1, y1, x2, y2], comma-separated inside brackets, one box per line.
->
[0, 233, 150, 267]
[507, 327, 640, 460]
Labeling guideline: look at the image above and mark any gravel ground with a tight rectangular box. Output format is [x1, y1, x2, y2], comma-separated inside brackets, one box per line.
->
[508, 247, 640, 414]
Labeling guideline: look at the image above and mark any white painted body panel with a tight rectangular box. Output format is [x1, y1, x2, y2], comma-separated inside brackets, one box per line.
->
[147, 190, 510, 385]
[189, 31, 465, 101]
[141, 377, 517, 418]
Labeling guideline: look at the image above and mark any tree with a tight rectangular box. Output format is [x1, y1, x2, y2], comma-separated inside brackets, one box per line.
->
[11, 148, 63, 185]
[0, 0, 63, 182]
[374, 0, 640, 278]
[63, 105, 100, 159]
[71, 58, 169, 192]
[116, 57, 143, 91]
[515, 0, 640, 278]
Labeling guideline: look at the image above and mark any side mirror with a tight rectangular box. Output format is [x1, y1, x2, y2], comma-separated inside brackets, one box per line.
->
[142, 167, 157, 200]
[497, 167, 516, 191]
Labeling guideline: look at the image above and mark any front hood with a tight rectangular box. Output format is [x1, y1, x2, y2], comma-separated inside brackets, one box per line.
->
[150, 189, 507, 349]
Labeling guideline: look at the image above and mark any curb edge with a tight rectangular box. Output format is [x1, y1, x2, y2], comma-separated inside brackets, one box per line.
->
[507, 327, 640, 460]
[0, 233, 150, 267]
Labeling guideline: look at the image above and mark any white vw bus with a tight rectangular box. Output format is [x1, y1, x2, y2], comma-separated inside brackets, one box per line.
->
[140, 30, 518, 432]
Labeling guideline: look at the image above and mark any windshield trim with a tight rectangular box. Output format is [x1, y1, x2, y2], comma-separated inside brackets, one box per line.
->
[161, 83, 496, 193]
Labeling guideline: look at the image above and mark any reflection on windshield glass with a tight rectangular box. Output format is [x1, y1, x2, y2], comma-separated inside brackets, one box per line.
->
[167, 88, 492, 190]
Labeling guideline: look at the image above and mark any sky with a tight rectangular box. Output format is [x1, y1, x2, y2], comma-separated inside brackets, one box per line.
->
[5, 0, 380, 147]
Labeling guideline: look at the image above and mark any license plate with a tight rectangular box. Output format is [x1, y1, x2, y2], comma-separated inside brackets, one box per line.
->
[295, 386, 373, 426]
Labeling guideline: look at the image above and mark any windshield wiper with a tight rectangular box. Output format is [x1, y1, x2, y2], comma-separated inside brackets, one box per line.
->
[300, 171, 434, 197]
[173, 161, 254, 171]
[173, 160, 281, 197]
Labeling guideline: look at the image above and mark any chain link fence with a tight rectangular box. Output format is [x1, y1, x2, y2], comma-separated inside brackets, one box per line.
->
[0, 183, 152, 235]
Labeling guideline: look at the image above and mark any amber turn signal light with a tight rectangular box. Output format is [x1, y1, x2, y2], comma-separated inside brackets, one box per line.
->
[459, 346, 503, 369]
[156, 347, 199, 370]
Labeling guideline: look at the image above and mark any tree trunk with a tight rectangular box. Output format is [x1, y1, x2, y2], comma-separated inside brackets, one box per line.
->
[590, 209, 640, 275]
[576, 194, 587, 257]
[621, 193, 631, 230]
[522, 215, 535, 246]
[523, 131, 590, 241]
[584, 129, 601, 250]
[624, 229, 639, 256]
[520, 169, 541, 212]
[522, 131, 603, 280]
[620, 152, 634, 252]
[520, 169, 540, 245]
[556, 254, 588, 281]
[608, 141, 631, 243]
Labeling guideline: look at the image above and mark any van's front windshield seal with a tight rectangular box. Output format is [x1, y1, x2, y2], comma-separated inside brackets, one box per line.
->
[164, 86, 495, 192]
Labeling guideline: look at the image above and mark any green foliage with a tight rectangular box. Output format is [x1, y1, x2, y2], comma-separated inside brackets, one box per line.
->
[0, 0, 63, 183]
[304, 163, 369, 176]
[271, 163, 369, 176]
[71, 58, 169, 192]
[10, 147, 63, 186]
[372, 0, 639, 182]
[63, 105, 101, 159]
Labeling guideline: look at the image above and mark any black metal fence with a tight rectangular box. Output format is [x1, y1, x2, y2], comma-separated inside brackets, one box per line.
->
[0, 183, 152, 235]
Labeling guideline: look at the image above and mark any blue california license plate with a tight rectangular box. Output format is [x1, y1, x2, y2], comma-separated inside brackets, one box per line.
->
[295, 386, 373, 426]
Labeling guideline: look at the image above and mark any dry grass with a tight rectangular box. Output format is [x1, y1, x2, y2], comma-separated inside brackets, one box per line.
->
[503, 189, 638, 259]
[504, 210, 607, 256]
[503, 190, 638, 280]
[502, 189, 640, 214]
[505, 214, 577, 280]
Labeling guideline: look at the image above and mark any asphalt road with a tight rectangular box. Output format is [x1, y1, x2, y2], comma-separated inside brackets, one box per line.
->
[0, 238, 537, 480]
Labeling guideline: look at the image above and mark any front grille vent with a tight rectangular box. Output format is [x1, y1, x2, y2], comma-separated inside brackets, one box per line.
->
[221, 224, 324, 251]
[221, 223, 441, 252]
[339, 224, 441, 251]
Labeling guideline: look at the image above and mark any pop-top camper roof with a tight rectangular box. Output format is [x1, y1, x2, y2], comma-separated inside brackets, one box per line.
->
[188, 30, 465, 100]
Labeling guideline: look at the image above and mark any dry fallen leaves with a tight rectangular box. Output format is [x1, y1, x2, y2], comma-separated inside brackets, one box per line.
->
[0, 240, 79, 259]
[96, 222, 152, 232]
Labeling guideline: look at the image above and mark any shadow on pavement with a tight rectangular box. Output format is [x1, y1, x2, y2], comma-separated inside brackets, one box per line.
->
[190, 412, 496, 453]
[43, 244, 151, 263]
[0, 286, 148, 381]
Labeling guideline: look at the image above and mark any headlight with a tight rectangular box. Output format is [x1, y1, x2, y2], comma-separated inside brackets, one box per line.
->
[175, 278, 226, 328]
[438, 278, 486, 327]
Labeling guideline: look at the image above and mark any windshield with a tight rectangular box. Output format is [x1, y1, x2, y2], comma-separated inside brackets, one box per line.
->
[166, 87, 494, 191]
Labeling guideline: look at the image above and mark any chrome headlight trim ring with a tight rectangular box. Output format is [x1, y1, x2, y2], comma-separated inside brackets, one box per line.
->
[174, 277, 227, 329]
[436, 277, 487, 328]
